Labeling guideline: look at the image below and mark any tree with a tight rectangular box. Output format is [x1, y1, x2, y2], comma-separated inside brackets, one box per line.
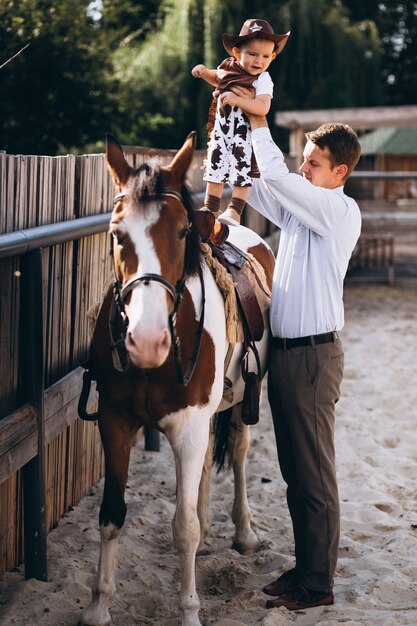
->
[343, 0, 417, 105]
[377, 1, 417, 105]
[0, 0, 116, 154]
[99, 0, 165, 48]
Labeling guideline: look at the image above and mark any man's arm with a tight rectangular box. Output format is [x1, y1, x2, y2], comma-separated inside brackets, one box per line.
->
[251, 127, 358, 237]
[230, 87, 359, 237]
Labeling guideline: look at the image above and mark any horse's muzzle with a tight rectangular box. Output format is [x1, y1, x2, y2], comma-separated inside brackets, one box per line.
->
[125, 327, 171, 368]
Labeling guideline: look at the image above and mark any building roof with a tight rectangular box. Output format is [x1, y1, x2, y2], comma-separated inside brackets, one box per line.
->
[359, 127, 417, 155]
[275, 105, 417, 131]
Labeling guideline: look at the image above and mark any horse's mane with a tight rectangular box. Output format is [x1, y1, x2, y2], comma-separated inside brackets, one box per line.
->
[132, 163, 202, 277]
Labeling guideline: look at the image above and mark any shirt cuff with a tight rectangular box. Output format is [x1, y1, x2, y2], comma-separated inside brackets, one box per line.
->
[252, 127, 273, 143]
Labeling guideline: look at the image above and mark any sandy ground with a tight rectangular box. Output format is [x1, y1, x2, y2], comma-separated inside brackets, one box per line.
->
[1, 285, 417, 626]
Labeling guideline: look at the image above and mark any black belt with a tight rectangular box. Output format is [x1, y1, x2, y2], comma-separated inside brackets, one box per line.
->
[271, 331, 338, 350]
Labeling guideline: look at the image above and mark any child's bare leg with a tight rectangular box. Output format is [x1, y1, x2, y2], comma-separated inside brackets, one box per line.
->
[218, 186, 250, 226]
[203, 182, 223, 218]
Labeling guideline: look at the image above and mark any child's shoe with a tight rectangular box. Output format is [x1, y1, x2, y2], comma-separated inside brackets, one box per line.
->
[218, 207, 241, 226]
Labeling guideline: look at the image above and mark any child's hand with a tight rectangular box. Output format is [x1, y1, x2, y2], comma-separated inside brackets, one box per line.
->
[191, 64, 207, 78]
[219, 91, 239, 107]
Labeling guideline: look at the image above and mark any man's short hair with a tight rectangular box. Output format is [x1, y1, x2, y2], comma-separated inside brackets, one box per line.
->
[306, 123, 361, 178]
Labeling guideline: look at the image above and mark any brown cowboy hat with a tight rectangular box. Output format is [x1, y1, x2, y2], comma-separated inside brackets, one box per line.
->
[222, 19, 290, 56]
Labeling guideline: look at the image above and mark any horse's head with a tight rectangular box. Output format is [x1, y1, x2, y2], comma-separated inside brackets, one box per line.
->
[106, 132, 200, 370]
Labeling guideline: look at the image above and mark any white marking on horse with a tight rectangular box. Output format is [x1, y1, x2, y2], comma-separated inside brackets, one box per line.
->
[80, 522, 121, 626]
[123, 203, 171, 368]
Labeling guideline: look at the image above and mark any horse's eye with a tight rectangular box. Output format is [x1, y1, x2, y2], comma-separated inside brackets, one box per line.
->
[179, 226, 190, 240]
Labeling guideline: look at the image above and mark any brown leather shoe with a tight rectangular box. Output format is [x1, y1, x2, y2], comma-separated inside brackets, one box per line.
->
[266, 585, 334, 610]
[263, 568, 300, 596]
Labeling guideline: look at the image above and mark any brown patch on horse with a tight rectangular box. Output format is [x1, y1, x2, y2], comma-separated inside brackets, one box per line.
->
[112, 234, 139, 283]
[90, 286, 215, 427]
[193, 209, 215, 242]
[138, 288, 216, 419]
[149, 202, 191, 288]
[248, 242, 275, 290]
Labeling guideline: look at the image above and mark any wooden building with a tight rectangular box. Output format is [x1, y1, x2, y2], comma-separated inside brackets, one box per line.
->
[275, 105, 417, 167]
[358, 127, 417, 201]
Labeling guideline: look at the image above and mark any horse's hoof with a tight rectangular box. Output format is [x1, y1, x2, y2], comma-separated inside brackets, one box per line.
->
[78, 609, 112, 626]
[231, 540, 262, 556]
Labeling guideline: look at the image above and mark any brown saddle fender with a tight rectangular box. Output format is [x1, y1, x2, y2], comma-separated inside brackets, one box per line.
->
[193, 209, 264, 342]
[211, 240, 264, 342]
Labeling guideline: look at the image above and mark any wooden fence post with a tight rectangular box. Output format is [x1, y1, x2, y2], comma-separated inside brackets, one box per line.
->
[20, 249, 48, 581]
[144, 427, 160, 452]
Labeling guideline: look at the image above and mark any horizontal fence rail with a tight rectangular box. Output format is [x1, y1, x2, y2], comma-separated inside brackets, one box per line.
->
[0, 214, 110, 259]
[350, 171, 417, 179]
[0, 192, 207, 259]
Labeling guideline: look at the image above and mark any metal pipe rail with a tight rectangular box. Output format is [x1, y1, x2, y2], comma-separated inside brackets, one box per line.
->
[0, 213, 111, 259]
[351, 171, 417, 179]
[0, 191, 207, 258]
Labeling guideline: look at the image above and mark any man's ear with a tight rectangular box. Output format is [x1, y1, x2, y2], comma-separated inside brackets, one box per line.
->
[232, 46, 241, 61]
[335, 164, 348, 181]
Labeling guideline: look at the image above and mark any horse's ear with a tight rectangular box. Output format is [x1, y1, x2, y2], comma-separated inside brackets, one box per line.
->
[106, 133, 133, 187]
[167, 131, 196, 182]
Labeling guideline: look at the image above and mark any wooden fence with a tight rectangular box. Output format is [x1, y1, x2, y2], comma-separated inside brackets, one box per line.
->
[0, 145, 209, 579]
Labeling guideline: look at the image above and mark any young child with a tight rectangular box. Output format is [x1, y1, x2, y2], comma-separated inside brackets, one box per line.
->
[192, 19, 289, 226]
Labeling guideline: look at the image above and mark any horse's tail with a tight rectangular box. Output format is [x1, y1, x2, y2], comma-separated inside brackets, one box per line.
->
[212, 407, 234, 471]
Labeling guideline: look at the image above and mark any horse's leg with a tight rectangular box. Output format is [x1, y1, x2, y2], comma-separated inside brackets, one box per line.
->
[197, 426, 214, 551]
[166, 414, 210, 626]
[80, 406, 137, 626]
[230, 403, 260, 555]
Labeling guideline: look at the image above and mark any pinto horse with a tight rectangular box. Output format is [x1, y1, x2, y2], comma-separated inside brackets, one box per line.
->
[79, 132, 274, 626]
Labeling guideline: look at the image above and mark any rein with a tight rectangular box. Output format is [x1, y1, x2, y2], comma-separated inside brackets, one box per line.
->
[109, 189, 205, 386]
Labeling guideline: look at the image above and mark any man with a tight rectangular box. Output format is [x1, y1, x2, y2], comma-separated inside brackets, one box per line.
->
[244, 111, 362, 610]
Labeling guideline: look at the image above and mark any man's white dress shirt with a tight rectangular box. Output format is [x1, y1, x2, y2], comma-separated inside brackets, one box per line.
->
[249, 128, 361, 339]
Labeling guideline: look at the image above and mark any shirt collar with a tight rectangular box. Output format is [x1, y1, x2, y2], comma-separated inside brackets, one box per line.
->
[332, 185, 345, 196]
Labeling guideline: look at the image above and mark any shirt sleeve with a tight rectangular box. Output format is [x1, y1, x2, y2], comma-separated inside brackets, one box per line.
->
[254, 72, 274, 97]
[250, 127, 357, 238]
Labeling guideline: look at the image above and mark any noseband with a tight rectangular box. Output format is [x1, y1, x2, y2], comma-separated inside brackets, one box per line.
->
[109, 189, 205, 386]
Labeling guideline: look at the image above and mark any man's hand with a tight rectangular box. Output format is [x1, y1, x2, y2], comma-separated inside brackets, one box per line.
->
[191, 64, 207, 78]
[230, 85, 268, 130]
[230, 85, 255, 100]
[219, 91, 239, 107]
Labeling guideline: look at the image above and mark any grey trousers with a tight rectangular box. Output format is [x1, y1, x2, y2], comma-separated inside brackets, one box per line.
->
[267, 336, 344, 593]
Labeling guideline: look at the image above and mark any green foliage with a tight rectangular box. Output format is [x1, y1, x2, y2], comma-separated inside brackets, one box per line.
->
[99, 0, 165, 48]
[0, 0, 116, 154]
[343, 0, 417, 105]
[376, 1, 417, 105]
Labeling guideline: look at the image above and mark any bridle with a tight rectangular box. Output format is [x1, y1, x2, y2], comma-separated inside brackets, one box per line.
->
[109, 189, 205, 386]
